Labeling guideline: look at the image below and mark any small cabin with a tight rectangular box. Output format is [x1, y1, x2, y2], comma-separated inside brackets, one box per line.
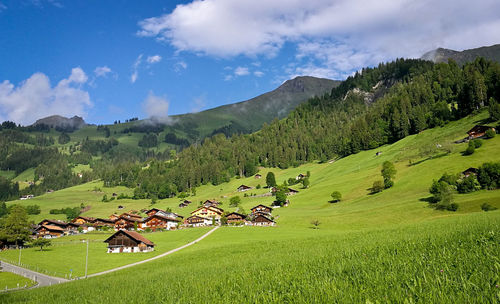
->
[237, 185, 252, 192]
[462, 167, 478, 178]
[296, 173, 306, 180]
[251, 204, 272, 215]
[467, 125, 495, 139]
[287, 188, 299, 195]
[251, 214, 276, 226]
[226, 212, 247, 224]
[255, 174, 262, 179]
[104, 230, 154, 253]
[203, 199, 221, 207]
[179, 200, 192, 208]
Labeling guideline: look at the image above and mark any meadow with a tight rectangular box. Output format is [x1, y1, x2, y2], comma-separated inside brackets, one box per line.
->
[1, 112, 499, 302]
[0, 272, 36, 291]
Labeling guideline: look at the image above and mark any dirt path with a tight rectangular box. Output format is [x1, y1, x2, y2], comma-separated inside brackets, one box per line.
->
[1, 226, 219, 288]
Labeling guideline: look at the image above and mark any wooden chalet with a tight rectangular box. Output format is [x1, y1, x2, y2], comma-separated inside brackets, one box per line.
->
[143, 214, 180, 231]
[226, 212, 247, 224]
[36, 225, 65, 238]
[191, 206, 224, 220]
[203, 199, 221, 208]
[179, 200, 192, 208]
[237, 184, 252, 192]
[250, 204, 272, 215]
[287, 188, 299, 195]
[95, 218, 116, 227]
[66, 222, 82, 234]
[114, 213, 144, 231]
[251, 214, 276, 226]
[145, 208, 162, 217]
[255, 174, 262, 179]
[72, 216, 96, 225]
[462, 167, 479, 178]
[467, 125, 496, 139]
[104, 230, 155, 253]
[185, 215, 207, 227]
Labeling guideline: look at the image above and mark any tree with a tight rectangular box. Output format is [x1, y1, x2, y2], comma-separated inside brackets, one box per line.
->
[330, 191, 342, 202]
[58, 132, 70, 144]
[0, 205, 30, 247]
[0, 202, 7, 218]
[275, 190, 287, 206]
[381, 161, 396, 189]
[485, 129, 496, 139]
[302, 177, 310, 189]
[30, 238, 52, 251]
[371, 180, 384, 194]
[266, 172, 276, 188]
[488, 98, 500, 121]
[229, 196, 241, 207]
[26, 204, 41, 215]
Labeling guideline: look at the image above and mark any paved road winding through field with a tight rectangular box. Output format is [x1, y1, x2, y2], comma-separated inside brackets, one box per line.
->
[1, 226, 219, 289]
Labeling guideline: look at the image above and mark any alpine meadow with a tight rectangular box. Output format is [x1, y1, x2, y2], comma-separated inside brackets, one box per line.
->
[0, 1, 500, 303]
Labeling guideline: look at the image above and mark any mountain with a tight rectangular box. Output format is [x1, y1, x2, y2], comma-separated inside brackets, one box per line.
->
[33, 115, 87, 130]
[167, 76, 340, 138]
[421, 44, 500, 65]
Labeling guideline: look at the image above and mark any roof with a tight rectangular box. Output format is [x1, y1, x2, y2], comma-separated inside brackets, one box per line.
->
[468, 125, 495, 133]
[145, 208, 162, 214]
[251, 204, 272, 211]
[226, 212, 246, 218]
[104, 230, 154, 246]
[37, 224, 65, 232]
[74, 216, 96, 222]
[96, 218, 116, 223]
[287, 188, 299, 193]
[462, 167, 478, 174]
[253, 214, 275, 223]
[145, 214, 180, 222]
[38, 219, 68, 227]
[191, 206, 224, 215]
[237, 184, 252, 189]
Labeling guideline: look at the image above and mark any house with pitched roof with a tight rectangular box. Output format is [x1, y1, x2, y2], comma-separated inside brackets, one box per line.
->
[104, 230, 155, 253]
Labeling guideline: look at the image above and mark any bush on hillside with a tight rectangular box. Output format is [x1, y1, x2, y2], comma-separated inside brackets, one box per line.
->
[463, 145, 475, 155]
[485, 129, 496, 138]
[457, 176, 481, 193]
[481, 203, 497, 211]
[330, 191, 342, 203]
[371, 180, 384, 194]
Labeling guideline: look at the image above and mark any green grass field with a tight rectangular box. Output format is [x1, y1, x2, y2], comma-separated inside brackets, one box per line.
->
[0, 272, 36, 290]
[1, 112, 499, 302]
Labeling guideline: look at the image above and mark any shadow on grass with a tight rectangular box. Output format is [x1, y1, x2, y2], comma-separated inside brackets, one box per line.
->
[408, 152, 450, 167]
[419, 196, 438, 203]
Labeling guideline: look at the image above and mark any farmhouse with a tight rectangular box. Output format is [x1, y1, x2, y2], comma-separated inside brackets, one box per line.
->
[251, 214, 276, 226]
[38, 219, 68, 230]
[143, 214, 180, 231]
[104, 230, 155, 253]
[251, 204, 273, 216]
[467, 125, 496, 139]
[36, 225, 65, 238]
[191, 206, 224, 220]
[226, 212, 247, 224]
[462, 167, 478, 178]
[114, 214, 144, 231]
[95, 218, 116, 228]
[145, 208, 162, 217]
[185, 215, 207, 227]
[237, 185, 252, 192]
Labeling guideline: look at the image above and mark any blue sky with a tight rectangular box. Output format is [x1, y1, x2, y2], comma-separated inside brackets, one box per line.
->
[1, 0, 499, 125]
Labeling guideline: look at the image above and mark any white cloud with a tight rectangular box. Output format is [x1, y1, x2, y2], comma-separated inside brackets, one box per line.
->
[130, 54, 142, 83]
[94, 66, 112, 77]
[147, 55, 162, 64]
[254, 71, 264, 77]
[234, 66, 249, 76]
[141, 91, 171, 123]
[139, 0, 500, 77]
[0, 68, 92, 125]
[174, 61, 187, 72]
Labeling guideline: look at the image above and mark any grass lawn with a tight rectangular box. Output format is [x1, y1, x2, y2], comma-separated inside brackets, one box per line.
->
[0, 272, 36, 290]
[0, 228, 210, 278]
[0, 112, 499, 302]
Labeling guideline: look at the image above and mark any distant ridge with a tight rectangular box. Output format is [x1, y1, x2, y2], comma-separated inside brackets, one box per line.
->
[421, 44, 500, 65]
[33, 115, 87, 130]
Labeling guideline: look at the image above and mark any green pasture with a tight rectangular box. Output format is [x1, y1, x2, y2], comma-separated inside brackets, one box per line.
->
[0, 228, 209, 278]
[0, 272, 36, 290]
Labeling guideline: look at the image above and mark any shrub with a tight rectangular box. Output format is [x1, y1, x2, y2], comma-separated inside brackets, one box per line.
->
[477, 162, 500, 189]
[481, 203, 497, 211]
[26, 204, 41, 215]
[447, 203, 459, 211]
[463, 145, 475, 155]
[330, 191, 342, 202]
[485, 129, 496, 139]
[229, 196, 241, 207]
[471, 139, 482, 148]
[256, 184, 261, 189]
[371, 180, 384, 194]
[457, 176, 481, 193]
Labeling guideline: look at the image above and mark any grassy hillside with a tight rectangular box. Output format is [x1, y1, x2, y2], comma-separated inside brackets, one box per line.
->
[1, 112, 499, 302]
